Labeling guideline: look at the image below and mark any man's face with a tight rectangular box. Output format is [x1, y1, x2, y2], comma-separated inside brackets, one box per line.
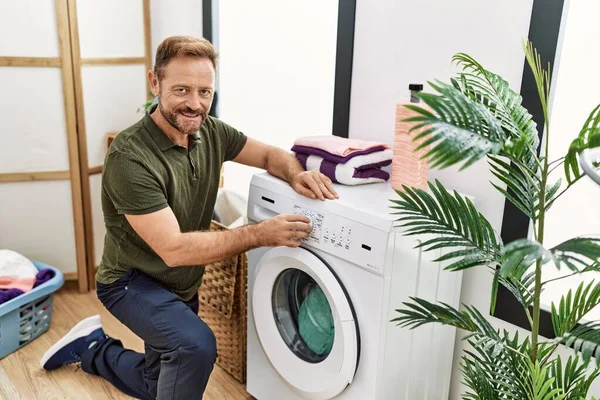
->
[151, 57, 215, 136]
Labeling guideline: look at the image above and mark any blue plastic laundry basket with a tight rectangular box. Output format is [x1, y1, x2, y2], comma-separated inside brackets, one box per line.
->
[0, 261, 64, 360]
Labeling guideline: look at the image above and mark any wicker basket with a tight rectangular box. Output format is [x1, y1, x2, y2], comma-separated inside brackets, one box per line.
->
[198, 221, 248, 383]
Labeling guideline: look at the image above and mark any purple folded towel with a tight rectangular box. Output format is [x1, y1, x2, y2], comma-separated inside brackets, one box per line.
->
[291, 145, 388, 164]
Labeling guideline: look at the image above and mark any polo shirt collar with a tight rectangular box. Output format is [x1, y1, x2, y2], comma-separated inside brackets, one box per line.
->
[144, 104, 201, 151]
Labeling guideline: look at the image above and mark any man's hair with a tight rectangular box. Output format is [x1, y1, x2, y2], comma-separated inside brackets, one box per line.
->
[154, 36, 219, 80]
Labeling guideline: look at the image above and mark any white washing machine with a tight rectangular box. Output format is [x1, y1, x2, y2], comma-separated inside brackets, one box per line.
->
[246, 172, 464, 400]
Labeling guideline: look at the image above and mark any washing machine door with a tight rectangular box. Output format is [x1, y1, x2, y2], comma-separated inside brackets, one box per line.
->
[252, 246, 359, 400]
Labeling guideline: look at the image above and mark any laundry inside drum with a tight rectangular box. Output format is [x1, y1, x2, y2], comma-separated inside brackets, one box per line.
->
[271, 268, 335, 363]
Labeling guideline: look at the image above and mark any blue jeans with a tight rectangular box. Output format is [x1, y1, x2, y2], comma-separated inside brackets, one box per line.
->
[81, 268, 217, 400]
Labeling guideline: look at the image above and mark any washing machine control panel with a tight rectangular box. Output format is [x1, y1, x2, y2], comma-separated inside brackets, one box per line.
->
[291, 204, 386, 274]
[250, 187, 388, 275]
[294, 205, 356, 251]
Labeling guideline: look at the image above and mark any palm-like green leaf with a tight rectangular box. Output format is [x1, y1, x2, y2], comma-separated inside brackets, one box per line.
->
[461, 332, 531, 399]
[565, 103, 600, 184]
[497, 236, 600, 280]
[551, 280, 600, 337]
[392, 297, 497, 337]
[550, 236, 600, 272]
[452, 53, 539, 160]
[498, 271, 537, 310]
[403, 81, 507, 170]
[393, 298, 534, 371]
[549, 356, 600, 400]
[488, 155, 541, 220]
[558, 321, 600, 367]
[528, 360, 566, 400]
[500, 238, 548, 279]
[390, 180, 502, 271]
[523, 39, 551, 130]
[461, 358, 498, 400]
[542, 178, 563, 213]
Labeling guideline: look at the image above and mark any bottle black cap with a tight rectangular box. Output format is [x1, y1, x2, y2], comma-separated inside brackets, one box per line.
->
[409, 83, 424, 91]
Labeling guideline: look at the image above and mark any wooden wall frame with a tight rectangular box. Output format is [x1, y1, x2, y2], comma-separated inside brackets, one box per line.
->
[55, 0, 89, 292]
[0, 170, 70, 183]
[80, 57, 146, 66]
[0, 57, 62, 67]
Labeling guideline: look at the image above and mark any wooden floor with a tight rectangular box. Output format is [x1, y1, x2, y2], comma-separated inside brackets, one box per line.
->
[0, 283, 253, 400]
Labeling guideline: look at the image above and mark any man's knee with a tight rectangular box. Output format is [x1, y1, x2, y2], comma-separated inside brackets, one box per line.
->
[178, 324, 217, 367]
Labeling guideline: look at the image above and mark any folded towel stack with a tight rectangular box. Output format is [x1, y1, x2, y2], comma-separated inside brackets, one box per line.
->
[292, 136, 392, 186]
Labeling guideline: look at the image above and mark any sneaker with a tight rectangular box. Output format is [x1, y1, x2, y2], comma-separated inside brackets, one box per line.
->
[40, 314, 105, 370]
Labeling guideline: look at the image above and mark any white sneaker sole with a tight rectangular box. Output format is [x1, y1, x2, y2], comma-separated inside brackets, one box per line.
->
[40, 314, 102, 369]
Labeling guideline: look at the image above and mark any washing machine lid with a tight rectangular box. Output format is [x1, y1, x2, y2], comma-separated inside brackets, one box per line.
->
[252, 246, 360, 400]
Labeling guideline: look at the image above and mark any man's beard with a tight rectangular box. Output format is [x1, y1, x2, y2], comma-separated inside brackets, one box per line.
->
[158, 99, 207, 136]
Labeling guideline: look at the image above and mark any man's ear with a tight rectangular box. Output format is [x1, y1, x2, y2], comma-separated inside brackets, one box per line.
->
[147, 70, 159, 97]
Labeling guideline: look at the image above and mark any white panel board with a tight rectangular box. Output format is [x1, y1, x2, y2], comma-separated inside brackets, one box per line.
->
[89, 174, 106, 268]
[150, 0, 203, 65]
[540, 0, 600, 322]
[0, 181, 77, 274]
[76, 0, 145, 58]
[0, 67, 69, 173]
[0, 0, 60, 57]
[81, 65, 147, 167]
[218, 0, 338, 198]
[349, 0, 534, 147]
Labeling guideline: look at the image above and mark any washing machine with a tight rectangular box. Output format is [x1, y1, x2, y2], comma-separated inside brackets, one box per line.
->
[246, 172, 464, 400]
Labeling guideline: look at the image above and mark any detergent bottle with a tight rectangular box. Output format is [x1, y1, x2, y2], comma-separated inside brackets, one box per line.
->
[391, 83, 431, 191]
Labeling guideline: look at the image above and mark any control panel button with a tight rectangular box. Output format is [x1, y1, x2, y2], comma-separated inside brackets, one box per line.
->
[306, 217, 313, 233]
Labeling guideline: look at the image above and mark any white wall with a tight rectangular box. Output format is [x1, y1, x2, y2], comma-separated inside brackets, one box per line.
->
[217, 0, 339, 198]
[348, 0, 600, 397]
[77, 0, 145, 59]
[539, 0, 600, 322]
[150, 0, 203, 64]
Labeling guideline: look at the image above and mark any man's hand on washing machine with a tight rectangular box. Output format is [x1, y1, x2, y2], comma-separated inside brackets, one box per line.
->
[256, 214, 312, 248]
[290, 170, 338, 201]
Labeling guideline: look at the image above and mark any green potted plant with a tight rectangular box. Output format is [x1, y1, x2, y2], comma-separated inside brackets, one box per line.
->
[391, 40, 600, 398]
[137, 95, 155, 114]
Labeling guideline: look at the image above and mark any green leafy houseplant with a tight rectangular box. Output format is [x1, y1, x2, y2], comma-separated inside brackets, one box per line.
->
[390, 40, 600, 399]
[138, 97, 154, 113]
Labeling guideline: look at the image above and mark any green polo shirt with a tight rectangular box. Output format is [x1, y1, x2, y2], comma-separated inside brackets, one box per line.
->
[97, 105, 247, 301]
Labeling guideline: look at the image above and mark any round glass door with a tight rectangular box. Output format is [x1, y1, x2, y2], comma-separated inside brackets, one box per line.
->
[252, 247, 359, 400]
[272, 269, 335, 363]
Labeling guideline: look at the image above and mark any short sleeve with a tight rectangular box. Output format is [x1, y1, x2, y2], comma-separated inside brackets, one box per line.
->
[219, 120, 248, 161]
[103, 151, 168, 215]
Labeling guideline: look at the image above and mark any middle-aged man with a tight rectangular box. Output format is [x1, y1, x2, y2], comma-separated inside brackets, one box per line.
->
[40, 35, 338, 399]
